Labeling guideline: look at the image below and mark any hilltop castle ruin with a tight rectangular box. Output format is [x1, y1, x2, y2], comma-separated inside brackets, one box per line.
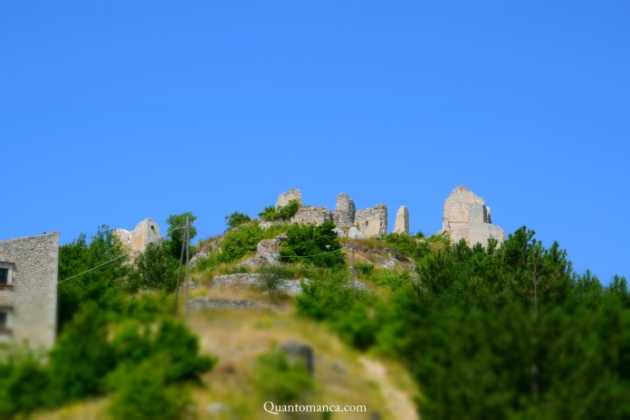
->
[274, 186, 505, 246]
[273, 189, 401, 239]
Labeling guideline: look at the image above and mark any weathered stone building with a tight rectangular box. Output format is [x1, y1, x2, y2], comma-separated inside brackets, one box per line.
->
[114, 218, 161, 254]
[0, 233, 59, 350]
[442, 186, 505, 246]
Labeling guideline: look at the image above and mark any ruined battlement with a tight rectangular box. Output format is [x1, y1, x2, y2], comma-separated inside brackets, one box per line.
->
[273, 186, 504, 246]
[274, 188, 405, 239]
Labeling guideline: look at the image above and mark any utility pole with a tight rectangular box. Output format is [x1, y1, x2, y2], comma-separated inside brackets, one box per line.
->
[183, 215, 190, 318]
[174, 219, 190, 317]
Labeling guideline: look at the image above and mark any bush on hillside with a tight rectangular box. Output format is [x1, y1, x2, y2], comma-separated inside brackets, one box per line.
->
[280, 220, 344, 268]
[225, 211, 252, 229]
[107, 359, 190, 420]
[58, 226, 130, 329]
[259, 200, 300, 222]
[253, 349, 314, 404]
[0, 355, 50, 418]
[166, 212, 198, 263]
[129, 242, 181, 292]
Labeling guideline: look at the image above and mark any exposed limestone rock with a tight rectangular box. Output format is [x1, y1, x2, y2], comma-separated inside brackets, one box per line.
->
[276, 188, 302, 208]
[242, 234, 286, 267]
[291, 206, 332, 225]
[393, 206, 409, 234]
[355, 205, 388, 238]
[334, 193, 356, 233]
[114, 218, 161, 254]
[442, 186, 505, 247]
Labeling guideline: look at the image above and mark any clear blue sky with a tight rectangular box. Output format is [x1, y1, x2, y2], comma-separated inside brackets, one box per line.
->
[1, 1, 628, 282]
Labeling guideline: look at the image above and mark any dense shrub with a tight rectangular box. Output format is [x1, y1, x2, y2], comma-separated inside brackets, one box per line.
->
[107, 359, 190, 420]
[48, 304, 116, 404]
[280, 220, 344, 268]
[253, 349, 314, 403]
[296, 271, 378, 348]
[259, 200, 300, 221]
[166, 212, 198, 262]
[0, 355, 50, 418]
[129, 242, 181, 292]
[383, 233, 430, 260]
[225, 211, 252, 229]
[58, 226, 130, 329]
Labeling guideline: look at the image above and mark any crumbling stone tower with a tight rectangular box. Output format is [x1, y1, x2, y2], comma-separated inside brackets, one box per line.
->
[334, 193, 356, 232]
[394, 206, 409, 234]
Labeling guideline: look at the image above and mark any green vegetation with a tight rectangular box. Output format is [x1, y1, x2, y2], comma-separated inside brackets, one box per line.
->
[280, 220, 345, 268]
[225, 211, 252, 229]
[129, 242, 181, 292]
[297, 228, 630, 419]
[259, 200, 300, 221]
[166, 212, 198, 262]
[0, 214, 215, 419]
[195, 221, 287, 271]
[253, 349, 314, 403]
[5, 206, 630, 419]
[107, 359, 190, 420]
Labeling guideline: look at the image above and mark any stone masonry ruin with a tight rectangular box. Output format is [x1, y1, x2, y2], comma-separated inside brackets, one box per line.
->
[272, 186, 504, 245]
[274, 188, 390, 239]
[394, 206, 410, 234]
[441, 186, 505, 246]
[0, 233, 59, 350]
[114, 218, 162, 254]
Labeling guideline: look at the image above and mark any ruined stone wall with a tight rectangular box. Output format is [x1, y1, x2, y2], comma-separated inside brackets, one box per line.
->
[355, 205, 388, 238]
[0, 233, 58, 350]
[291, 206, 332, 225]
[334, 193, 356, 232]
[114, 218, 161, 254]
[442, 186, 505, 246]
[276, 188, 303, 208]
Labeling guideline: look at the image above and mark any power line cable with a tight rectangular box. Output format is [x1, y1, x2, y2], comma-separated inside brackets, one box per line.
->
[58, 254, 128, 284]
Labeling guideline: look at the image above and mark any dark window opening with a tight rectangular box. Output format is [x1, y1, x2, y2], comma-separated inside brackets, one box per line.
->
[0, 268, 8, 286]
[0, 311, 7, 331]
